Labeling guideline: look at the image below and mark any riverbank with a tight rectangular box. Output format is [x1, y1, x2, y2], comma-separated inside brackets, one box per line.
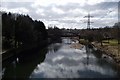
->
[2, 40, 48, 62]
[64, 38, 120, 70]
[92, 42, 120, 66]
[70, 43, 84, 49]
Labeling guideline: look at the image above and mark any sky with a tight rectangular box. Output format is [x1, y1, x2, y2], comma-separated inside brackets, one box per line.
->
[0, 0, 119, 29]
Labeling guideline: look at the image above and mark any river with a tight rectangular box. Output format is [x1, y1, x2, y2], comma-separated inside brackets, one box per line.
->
[2, 37, 120, 79]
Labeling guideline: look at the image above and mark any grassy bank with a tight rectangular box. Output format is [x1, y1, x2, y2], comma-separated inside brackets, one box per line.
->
[79, 39, 88, 45]
[79, 38, 120, 65]
[102, 39, 118, 46]
[92, 40, 120, 65]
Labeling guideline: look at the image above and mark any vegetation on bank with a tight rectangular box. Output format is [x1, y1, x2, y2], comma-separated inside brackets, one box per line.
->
[92, 42, 120, 64]
[102, 39, 118, 46]
[79, 39, 87, 44]
[2, 12, 63, 53]
[78, 23, 120, 65]
[47, 26, 62, 43]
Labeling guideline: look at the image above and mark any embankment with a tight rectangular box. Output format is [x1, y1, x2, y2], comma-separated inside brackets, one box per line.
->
[2, 40, 48, 62]
[92, 42, 120, 66]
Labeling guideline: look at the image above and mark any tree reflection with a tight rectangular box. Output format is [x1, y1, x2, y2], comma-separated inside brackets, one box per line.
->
[2, 48, 48, 80]
[48, 43, 62, 54]
[85, 45, 90, 65]
[92, 50, 103, 59]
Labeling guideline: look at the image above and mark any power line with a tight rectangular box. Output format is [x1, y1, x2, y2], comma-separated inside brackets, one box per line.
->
[84, 13, 94, 29]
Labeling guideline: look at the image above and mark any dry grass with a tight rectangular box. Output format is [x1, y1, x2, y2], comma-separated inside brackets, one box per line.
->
[79, 39, 88, 44]
[92, 41, 120, 64]
[70, 43, 84, 49]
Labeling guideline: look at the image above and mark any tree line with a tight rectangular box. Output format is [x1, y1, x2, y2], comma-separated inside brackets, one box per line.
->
[2, 12, 48, 49]
[79, 24, 120, 45]
[47, 26, 62, 43]
[2, 12, 120, 49]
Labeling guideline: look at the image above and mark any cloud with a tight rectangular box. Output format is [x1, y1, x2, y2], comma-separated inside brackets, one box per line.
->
[1, 1, 119, 29]
[1, 7, 29, 14]
[36, 8, 45, 16]
[52, 7, 65, 14]
[31, 0, 86, 7]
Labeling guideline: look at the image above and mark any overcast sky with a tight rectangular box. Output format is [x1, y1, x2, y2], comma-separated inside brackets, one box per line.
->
[0, 0, 119, 29]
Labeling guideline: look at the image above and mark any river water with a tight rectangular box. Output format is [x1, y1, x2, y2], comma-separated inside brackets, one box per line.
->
[2, 37, 120, 79]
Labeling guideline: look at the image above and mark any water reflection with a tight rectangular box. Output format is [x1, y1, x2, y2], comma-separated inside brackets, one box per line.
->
[62, 37, 73, 44]
[48, 43, 62, 54]
[2, 38, 120, 79]
[30, 38, 120, 78]
[2, 48, 48, 80]
[85, 45, 91, 65]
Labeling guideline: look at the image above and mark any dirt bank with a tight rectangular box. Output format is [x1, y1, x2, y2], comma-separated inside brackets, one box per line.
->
[70, 43, 84, 49]
[92, 42, 120, 65]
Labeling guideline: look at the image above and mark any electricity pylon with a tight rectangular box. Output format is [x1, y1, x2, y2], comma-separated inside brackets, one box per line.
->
[84, 13, 94, 29]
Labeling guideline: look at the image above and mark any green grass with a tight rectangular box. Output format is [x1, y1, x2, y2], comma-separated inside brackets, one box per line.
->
[102, 39, 118, 46]
[79, 39, 88, 44]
